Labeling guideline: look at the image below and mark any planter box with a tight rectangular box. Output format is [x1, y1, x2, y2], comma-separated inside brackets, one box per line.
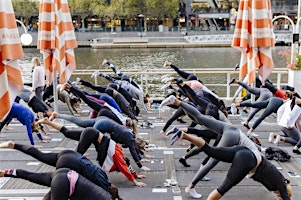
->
[288, 70, 301, 95]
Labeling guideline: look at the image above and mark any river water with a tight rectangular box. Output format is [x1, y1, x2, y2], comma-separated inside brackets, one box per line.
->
[23, 46, 288, 70]
[22, 46, 289, 97]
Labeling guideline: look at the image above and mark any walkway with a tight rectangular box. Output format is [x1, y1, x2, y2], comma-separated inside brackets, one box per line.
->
[0, 100, 301, 199]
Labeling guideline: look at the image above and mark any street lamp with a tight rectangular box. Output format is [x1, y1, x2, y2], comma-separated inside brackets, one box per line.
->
[272, 1, 301, 94]
[138, 14, 144, 37]
[15, 19, 33, 45]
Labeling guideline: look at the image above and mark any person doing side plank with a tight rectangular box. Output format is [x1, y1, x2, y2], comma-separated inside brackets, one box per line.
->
[0, 168, 119, 200]
[170, 131, 292, 200]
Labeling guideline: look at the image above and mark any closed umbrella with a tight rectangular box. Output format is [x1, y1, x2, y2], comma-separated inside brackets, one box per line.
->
[232, 0, 274, 85]
[38, 0, 77, 111]
[0, 0, 24, 120]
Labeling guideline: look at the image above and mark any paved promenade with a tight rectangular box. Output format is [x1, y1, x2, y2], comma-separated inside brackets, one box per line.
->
[1, 101, 301, 200]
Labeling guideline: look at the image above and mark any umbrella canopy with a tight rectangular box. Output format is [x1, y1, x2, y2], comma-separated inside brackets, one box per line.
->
[38, 0, 77, 85]
[232, 0, 274, 85]
[0, 0, 24, 120]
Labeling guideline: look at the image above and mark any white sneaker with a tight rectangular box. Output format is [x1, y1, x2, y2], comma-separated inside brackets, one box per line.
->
[91, 71, 100, 79]
[102, 59, 108, 66]
[170, 130, 183, 145]
[161, 77, 174, 83]
[161, 74, 170, 79]
[185, 187, 202, 199]
[75, 77, 81, 85]
[274, 135, 281, 145]
[161, 83, 171, 90]
[268, 132, 274, 143]
[247, 130, 259, 137]
[230, 103, 237, 115]
[159, 95, 176, 108]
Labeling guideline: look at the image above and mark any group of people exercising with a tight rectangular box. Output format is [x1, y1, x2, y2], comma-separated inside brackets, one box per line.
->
[0, 60, 297, 199]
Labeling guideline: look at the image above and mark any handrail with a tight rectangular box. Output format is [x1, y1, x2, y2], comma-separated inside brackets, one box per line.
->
[20, 63, 288, 99]
[69, 68, 289, 100]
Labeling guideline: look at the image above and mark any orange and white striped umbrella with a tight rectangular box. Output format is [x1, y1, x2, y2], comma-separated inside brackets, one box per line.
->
[38, 0, 77, 85]
[0, 0, 24, 120]
[232, 0, 274, 85]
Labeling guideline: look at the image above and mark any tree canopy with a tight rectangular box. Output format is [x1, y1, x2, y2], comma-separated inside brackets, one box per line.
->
[12, 0, 180, 22]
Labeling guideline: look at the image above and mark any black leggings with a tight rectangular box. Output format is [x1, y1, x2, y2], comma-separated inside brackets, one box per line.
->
[202, 144, 257, 195]
[28, 96, 49, 113]
[80, 79, 107, 93]
[240, 97, 283, 130]
[76, 127, 100, 156]
[105, 87, 136, 120]
[79, 80, 136, 111]
[42, 84, 54, 101]
[108, 83, 137, 111]
[162, 107, 186, 132]
[70, 86, 122, 124]
[180, 84, 218, 117]
[6, 168, 111, 200]
[60, 127, 102, 162]
[13, 144, 110, 191]
[0, 116, 12, 132]
[170, 64, 198, 81]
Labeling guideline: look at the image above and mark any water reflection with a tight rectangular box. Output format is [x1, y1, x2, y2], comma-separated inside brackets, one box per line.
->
[22, 46, 288, 70]
[22, 46, 289, 97]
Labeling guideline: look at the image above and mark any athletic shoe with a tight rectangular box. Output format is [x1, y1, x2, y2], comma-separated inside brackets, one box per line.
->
[274, 135, 281, 145]
[166, 127, 179, 136]
[177, 118, 186, 123]
[171, 130, 183, 145]
[179, 158, 191, 167]
[268, 132, 274, 143]
[234, 63, 240, 71]
[161, 77, 174, 83]
[230, 103, 236, 115]
[228, 78, 236, 85]
[75, 77, 81, 85]
[173, 77, 183, 84]
[185, 187, 202, 199]
[102, 59, 109, 66]
[247, 130, 259, 137]
[91, 71, 100, 79]
[159, 95, 176, 108]
[250, 132, 259, 137]
[163, 61, 172, 68]
[161, 83, 171, 90]
[243, 123, 250, 129]
[201, 176, 211, 181]
[293, 149, 301, 154]
[161, 74, 170, 79]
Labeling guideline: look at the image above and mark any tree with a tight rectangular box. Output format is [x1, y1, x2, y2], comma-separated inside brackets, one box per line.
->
[124, 0, 180, 31]
[69, 0, 100, 30]
[12, 0, 39, 26]
[93, 0, 125, 32]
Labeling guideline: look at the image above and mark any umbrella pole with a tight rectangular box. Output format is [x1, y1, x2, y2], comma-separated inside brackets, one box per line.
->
[53, 69, 58, 112]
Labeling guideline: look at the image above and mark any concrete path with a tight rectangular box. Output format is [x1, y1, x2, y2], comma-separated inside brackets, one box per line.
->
[0, 102, 301, 200]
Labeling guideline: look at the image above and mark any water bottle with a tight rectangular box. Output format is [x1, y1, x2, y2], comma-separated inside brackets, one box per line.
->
[158, 109, 162, 119]
[170, 170, 177, 186]
[171, 170, 181, 194]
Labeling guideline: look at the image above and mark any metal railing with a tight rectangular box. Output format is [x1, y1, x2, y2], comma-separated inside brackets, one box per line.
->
[69, 68, 289, 100]
[184, 33, 293, 45]
[20, 64, 289, 99]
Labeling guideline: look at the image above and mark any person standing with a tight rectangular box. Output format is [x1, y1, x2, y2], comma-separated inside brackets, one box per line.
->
[32, 57, 45, 101]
